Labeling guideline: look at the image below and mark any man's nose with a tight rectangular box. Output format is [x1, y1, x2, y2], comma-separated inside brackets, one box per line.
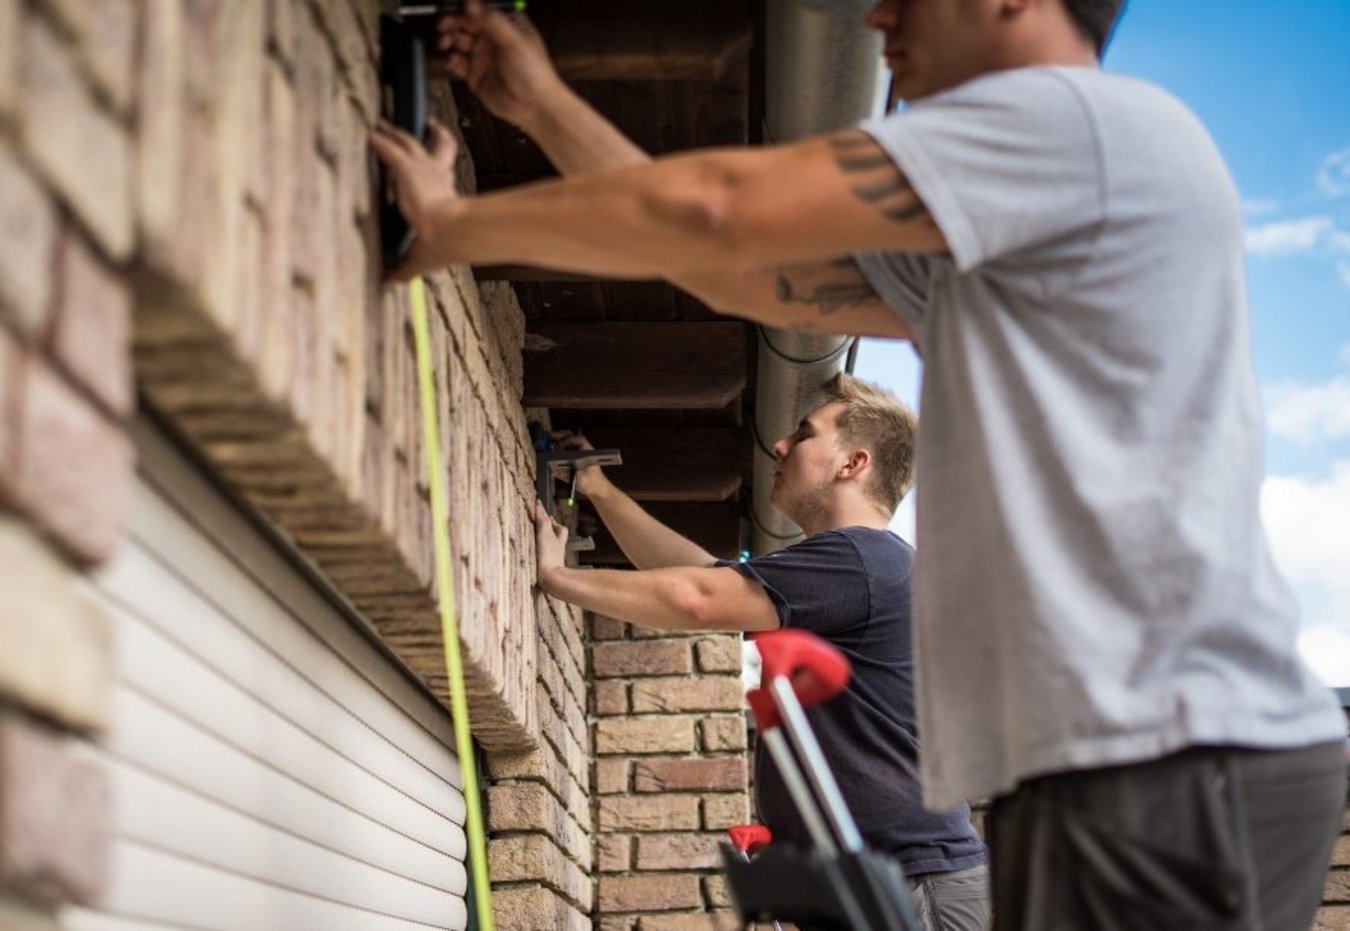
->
[772, 438, 788, 460]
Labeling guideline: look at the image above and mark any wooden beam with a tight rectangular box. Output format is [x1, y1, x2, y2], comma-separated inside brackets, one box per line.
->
[473, 266, 608, 284]
[576, 427, 743, 502]
[540, 3, 754, 83]
[523, 322, 747, 410]
[427, 5, 751, 84]
[582, 502, 742, 565]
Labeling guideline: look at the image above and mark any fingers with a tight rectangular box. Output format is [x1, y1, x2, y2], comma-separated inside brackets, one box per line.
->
[465, 39, 496, 89]
[533, 498, 558, 527]
[436, 3, 536, 53]
[371, 118, 454, 169]
[372, 119, 422, 157]
[426, 119, 458, 169]
[475, 6, 528, 49]
[552, 431, 593, 451]
[510, 11, 540, 41]
[368, 127, 409, 176]
[532, 499, 567, 539]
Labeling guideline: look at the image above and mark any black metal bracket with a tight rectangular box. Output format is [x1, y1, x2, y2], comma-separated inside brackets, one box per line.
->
[379, 15, 427, 270]
[529, 423, 621, 552]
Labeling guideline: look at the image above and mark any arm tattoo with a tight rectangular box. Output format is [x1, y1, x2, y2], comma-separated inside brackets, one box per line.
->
[828, 130, 928, 226]
[775, 257, 881, 317]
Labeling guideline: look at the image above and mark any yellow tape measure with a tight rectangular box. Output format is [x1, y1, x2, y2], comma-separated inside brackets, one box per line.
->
[409, 277, 495, 931]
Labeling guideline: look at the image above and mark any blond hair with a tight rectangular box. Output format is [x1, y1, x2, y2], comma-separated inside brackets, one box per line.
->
[817, 372, 917, 514]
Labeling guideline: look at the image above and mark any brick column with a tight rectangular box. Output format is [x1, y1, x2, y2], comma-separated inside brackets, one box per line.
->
[589, 615, 751, 931]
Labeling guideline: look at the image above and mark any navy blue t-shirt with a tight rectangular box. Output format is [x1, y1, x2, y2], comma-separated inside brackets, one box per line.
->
[727, 527, 986, 877]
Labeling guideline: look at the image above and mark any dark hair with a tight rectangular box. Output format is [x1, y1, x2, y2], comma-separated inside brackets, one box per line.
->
[1062, 0, 1127, 55]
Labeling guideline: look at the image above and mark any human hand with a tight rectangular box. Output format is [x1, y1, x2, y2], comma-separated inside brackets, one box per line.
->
[552, 432, 611, 500]
[369, 118, 462, 281]
[533, 499, 569, 588]
[436, 1, 565, 130]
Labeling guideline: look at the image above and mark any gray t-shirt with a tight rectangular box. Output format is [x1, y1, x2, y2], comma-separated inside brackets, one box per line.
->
[855, 66, 1345, 810]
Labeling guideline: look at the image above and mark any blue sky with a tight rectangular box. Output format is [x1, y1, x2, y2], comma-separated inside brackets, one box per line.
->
[854, 1, 1350, 685]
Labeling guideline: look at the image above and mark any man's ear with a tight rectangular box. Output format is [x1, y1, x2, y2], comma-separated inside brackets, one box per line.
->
[838, 449, 872, 481]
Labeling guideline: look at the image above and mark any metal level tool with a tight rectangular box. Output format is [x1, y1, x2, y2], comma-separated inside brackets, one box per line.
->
[723, 629, 923, 930]
[529, 423, 621, 552]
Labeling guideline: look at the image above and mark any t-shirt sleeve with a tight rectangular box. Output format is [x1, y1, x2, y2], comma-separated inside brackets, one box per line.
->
[861, 69, 1106, 273]
[723, 532, 871, 636]
[852, 251, 933, 332]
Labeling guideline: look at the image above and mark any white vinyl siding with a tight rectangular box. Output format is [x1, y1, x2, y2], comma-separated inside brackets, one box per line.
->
[65, 422, 469, 931]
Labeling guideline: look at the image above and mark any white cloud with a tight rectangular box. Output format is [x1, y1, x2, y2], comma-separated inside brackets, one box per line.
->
[1245, 216, 1335, 257]
[1242, 198, 1280, 218]
[1246, 215, 1350, 291]
[1297, 625, 1350, 688]
[1318, 146, 1350, 198]
[1265, 376, 1350, 443]
[1261, 465, 1350, 638]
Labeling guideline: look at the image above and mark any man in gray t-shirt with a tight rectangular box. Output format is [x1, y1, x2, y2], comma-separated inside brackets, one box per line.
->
[375, 0, 1347, 927]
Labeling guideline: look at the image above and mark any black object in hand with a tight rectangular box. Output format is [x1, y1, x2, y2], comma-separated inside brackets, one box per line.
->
[379, 16, 427, 269]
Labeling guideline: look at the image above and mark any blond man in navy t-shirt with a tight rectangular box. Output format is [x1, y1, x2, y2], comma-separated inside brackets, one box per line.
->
[535, 374, 989, 931]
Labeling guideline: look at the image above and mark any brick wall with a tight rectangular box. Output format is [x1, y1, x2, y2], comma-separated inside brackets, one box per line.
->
[0, 0, 596, 927]
[588, 614, 752, 931]
[1, 0, 135, 922]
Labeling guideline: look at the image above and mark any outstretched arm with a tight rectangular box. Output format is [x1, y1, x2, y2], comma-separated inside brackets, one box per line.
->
[437, 6, 649, 175]
[437, 6, 913, 338]
[370, 124, 939, 336]
[555, 433, 717, 570]
[534, 502, 779, 633]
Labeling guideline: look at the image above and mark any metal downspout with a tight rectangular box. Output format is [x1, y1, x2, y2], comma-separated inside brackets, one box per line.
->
[751, 0, 882, 554]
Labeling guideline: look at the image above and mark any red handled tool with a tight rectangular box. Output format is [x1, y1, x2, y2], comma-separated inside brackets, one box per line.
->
[721, 630, 921, 930]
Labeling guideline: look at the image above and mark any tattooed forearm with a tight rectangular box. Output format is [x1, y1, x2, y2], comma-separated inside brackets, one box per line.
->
[828, 130, 929, 226]
[775, 257, 881, 316]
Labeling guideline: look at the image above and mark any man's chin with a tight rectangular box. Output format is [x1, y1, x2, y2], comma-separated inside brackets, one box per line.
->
[885, 65, 940, 105]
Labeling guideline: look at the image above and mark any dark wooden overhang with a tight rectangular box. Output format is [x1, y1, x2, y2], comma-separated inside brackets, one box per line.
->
[452, 0, 760, 564]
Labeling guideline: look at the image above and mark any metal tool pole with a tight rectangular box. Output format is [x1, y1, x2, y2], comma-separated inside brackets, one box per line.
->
[769, 676, 865, 853]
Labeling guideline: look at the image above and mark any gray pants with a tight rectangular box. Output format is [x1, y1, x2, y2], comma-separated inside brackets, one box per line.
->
[987, 742, 1347, 931]
[906, 865, 992, 931]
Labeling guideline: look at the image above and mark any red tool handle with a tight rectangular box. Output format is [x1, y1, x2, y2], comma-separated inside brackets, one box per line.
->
[747, 629, 851, 730]
[727, 824, 773, 856]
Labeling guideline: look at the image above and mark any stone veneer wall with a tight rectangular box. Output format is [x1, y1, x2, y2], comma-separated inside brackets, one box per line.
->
[0, 0, 635, 927]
